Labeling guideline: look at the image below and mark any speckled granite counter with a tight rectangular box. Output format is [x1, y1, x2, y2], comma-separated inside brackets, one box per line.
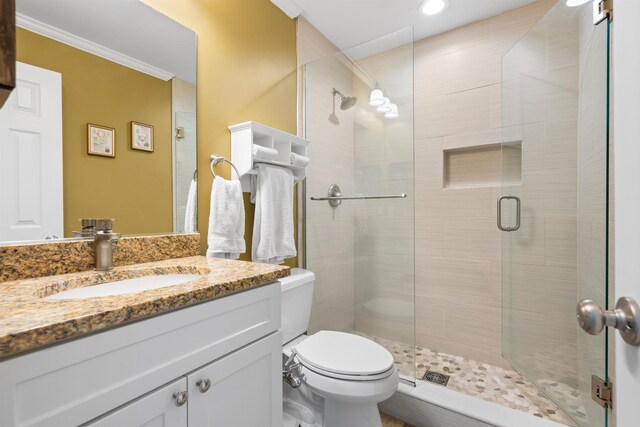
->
[0, 256, 289, 359]
[0, 233, 201, 282]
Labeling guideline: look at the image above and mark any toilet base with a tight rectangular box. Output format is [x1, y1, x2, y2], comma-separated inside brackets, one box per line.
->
[323, 399, 382, 427]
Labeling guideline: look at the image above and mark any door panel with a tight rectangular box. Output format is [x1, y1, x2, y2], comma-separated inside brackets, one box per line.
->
[612, 0, 640, 423]
[0, 61, 63, 241]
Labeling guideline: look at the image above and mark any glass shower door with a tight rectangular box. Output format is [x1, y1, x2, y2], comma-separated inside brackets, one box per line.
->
[501, 2, 610, 426]
[174, 111, 197, 233]
[303, 28, 416, 382]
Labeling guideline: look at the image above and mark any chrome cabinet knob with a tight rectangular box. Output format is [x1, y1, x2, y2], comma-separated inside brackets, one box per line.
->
[577, 297, 640, 346]
[173, 391, 188, 407]
[196, 378, 211, 393]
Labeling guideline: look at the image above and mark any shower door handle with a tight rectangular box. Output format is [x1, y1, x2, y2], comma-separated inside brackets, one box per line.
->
[497, 195, 520, 232]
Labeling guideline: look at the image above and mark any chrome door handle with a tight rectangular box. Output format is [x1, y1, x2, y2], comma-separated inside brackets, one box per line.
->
[577, 297, 640, 346]
[196, 378, 211, 393]
[173, 391, 188, 407]
[497, 195, 521, 232]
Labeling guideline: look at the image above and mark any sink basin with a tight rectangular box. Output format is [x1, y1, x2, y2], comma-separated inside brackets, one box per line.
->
[46, 274, 202, 300]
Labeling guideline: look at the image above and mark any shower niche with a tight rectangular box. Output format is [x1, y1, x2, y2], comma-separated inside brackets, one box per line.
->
[443, 142, 522, 189]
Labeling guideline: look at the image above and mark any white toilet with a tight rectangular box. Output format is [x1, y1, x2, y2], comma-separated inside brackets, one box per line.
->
[280, 268, 399, 427]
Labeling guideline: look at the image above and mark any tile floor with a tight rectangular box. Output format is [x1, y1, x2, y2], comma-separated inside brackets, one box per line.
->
[380, 412, 413, 427]
[362, 334, 583, 426]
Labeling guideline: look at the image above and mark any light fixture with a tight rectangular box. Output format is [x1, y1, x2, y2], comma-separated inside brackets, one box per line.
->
[376, 97, 392, 113]
[369, 87, 385, 107]
[384, 104, 399, 119]
[565, 0, 590, 6]
[421, 0, 449, 16]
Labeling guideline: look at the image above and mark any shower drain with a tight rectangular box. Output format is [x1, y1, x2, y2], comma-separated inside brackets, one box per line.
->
[422, 370, 450, 386]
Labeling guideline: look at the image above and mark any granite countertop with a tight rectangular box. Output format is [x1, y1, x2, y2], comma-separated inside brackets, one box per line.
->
[0, 256, 289, 359]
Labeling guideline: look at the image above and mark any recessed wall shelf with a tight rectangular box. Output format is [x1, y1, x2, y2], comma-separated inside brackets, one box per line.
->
[443, 142, 522, 189]
[229, 121, 310, 192]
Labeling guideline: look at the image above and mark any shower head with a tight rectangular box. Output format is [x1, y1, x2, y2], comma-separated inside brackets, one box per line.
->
[332, 88, 357, 110]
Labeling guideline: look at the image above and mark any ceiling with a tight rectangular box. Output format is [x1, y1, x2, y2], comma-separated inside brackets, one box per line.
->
[16, 0, 196, 83]
[278, 0, 539, 51]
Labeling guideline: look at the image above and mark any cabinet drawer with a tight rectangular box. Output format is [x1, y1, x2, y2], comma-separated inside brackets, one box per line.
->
[0, 283, 280, 427]
[83, 378, 187, 427]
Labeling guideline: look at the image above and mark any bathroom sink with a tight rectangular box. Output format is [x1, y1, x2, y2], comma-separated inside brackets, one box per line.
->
[46, 274, 202, 300]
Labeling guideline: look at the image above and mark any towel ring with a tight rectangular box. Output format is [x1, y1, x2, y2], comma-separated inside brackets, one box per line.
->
[210, 154, 240, 178]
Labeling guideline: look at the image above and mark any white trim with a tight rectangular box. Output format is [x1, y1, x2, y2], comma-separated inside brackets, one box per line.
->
[613, 0, 640, 425]
[271, 0, 303, 19]
[16, 13, 174, 81]
[380, 382, 566, 427]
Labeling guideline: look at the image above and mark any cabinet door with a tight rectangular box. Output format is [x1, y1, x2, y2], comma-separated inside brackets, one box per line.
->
[188, 332, 282, 427]
[83, 378, 187, 427]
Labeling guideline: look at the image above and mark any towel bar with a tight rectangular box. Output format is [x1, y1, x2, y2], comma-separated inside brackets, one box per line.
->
[310, 184, 407, 207]
[210, 154, 240, 178]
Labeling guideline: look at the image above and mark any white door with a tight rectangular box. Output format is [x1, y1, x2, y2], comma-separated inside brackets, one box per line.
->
[187, 332, 282, 427]
[0, 62, 63, 242]
[613, 0, 640, 424]
[83, 378, 188, 427]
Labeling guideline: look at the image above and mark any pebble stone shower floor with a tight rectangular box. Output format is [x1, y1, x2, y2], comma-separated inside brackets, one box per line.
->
[360, 334, 584, 426]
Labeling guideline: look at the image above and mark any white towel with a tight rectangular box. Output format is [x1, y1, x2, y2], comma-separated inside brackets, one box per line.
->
[206, 177, 246, 259]
[249, 175, 257, 204]
[183, 178, 197, 233]
[290, 153, 310, 168]
[252, 145, 278, 161]
[252, 164, 296, 264]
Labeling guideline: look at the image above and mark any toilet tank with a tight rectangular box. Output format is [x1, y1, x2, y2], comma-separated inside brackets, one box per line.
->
[279, 268, 315, 345]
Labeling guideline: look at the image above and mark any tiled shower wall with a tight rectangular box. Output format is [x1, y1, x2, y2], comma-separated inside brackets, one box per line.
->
[300, 1, 599, 384]
[356, 0, 564, 368]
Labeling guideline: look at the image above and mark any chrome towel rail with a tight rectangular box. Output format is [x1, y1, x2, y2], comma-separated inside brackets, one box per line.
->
[310, 184, 407, 207]
[210, 154, 240, 179]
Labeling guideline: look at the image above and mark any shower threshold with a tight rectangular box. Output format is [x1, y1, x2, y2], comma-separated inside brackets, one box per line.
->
[357, 333, 581, 426]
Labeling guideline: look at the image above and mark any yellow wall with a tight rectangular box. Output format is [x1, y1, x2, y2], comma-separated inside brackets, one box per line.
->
[16, 28, 173, 237]
[143, 0, 299, 266]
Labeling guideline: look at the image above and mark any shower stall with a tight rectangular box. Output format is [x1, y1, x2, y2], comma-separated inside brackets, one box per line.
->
[301, 1, 610, 426]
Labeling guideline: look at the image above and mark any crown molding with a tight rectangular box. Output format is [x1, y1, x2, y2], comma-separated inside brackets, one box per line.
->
[271, 0, 303, 19]
[16, 13, 174, 81]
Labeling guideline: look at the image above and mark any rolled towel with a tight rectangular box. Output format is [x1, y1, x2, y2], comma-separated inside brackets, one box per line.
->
[290, 153, 310, 168]
[252, 145, 278, 161]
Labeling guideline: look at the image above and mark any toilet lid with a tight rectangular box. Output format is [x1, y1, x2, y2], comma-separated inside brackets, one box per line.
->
[295, 331, 395, 377]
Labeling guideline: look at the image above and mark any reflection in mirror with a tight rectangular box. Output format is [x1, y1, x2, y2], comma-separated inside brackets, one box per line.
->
[0, 0, 197, 244]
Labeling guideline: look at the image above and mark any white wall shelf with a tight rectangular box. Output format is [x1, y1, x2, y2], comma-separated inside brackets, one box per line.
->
[229, 121, 310, 191]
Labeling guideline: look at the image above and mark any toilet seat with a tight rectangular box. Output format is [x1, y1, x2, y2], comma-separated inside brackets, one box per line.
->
[294, 331, 395, 381]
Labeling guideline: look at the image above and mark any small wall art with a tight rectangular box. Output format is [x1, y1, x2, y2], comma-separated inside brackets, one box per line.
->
[131, 121, 154, 152]
[87, 124, 115, 158]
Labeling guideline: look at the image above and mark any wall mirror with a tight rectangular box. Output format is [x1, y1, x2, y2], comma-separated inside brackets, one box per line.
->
[0, 0, 197, 244]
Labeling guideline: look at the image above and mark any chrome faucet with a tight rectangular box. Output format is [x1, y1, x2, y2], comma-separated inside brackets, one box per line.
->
[93, 219, 120, 271]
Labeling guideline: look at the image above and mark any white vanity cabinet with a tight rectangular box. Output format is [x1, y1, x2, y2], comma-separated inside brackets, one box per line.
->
[0, 283, 282, 427]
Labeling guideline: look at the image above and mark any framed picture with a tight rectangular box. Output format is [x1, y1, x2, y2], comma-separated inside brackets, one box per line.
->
[87, 124, 115, 157]
[131, 121, 154, 152]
